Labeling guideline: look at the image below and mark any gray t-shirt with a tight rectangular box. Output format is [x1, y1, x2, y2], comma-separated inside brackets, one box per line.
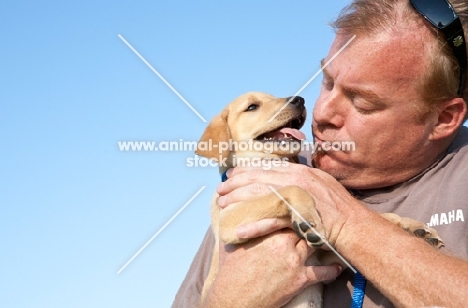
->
[172, 126, 468, 308]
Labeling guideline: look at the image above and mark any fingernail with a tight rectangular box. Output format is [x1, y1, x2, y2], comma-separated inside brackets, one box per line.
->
[236, 226, 247, 238]
[218, 196, 226, 206]
[226, 168, 233, 177]
[337, 264, 343, 274]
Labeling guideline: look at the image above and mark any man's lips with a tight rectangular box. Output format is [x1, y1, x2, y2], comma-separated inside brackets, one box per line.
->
[314, 135, 326, 144]
[314, 133, 339, 144]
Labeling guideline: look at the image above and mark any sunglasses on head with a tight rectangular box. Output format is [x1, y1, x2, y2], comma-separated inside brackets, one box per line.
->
[410, 0, 467, 96]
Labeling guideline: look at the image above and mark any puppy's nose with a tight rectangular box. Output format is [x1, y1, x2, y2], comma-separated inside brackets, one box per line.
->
[287, 96, 305, 107]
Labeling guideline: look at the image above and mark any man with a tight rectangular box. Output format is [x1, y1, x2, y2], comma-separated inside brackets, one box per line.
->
[173, 0, 468, 307]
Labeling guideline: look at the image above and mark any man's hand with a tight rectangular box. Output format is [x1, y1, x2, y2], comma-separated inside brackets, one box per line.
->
[201, 229, 342, 308]
[201, 164, 348, 307]
[216, 164, 359, 245]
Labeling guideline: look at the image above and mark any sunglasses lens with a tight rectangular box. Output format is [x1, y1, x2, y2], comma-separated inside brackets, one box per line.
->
[411, 0, 457, 28]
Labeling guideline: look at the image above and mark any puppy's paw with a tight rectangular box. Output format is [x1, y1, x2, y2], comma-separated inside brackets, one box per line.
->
[293, 219, 325, 247]
[381, 213, 445, 249]
[408, 224, 445, 249]
[292, 217, 326, 247]
[278, 186, 326, 248]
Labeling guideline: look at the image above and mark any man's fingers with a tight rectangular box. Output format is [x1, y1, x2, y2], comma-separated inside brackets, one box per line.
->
[236, 218, 292, 238]
[306, 263, 343, 284]
[217, 164, 310, 197]
[217, 183, 278, 208]
[217, 169, 265, 195]
[217, 167, 293, 196]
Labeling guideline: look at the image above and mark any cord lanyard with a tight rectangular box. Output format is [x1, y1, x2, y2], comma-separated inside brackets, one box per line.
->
[351, 271, 367, 308]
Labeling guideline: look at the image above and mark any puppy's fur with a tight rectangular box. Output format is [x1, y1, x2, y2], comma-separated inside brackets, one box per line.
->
[196, 92, 444, 308]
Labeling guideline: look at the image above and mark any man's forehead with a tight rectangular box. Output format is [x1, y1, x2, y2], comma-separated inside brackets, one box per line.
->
[325, 32, 427, 83]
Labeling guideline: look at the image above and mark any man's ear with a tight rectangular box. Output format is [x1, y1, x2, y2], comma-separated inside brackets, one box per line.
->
[430, 98, 467, 140]
[195, 110, 230, 161]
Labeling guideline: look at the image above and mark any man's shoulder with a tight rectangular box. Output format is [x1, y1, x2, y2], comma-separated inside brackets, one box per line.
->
[413, 126, 468, 189]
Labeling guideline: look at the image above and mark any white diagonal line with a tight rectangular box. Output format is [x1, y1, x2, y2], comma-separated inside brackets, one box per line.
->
[117, 186, 206, 274]
[118, 34, 207, 123]
[268, 186, 356, 273]
[268, 34, 357, 122]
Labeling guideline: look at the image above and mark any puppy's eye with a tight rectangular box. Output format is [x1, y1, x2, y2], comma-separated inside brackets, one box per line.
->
[246, 104, 259, 111]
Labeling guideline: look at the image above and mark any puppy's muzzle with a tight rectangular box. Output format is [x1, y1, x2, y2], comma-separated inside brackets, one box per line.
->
[286, 96, 305, 109]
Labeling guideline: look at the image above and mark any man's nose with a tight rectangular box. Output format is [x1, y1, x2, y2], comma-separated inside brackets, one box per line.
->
[313, 92, 345, 128]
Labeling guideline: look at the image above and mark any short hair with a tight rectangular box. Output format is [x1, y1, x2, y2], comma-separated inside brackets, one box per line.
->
[331, 0, 468, 120]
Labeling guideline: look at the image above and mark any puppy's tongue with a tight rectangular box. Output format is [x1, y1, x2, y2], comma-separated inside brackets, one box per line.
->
[266, 128, 306, 140]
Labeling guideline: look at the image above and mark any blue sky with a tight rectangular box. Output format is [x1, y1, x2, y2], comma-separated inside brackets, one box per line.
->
[1, 1, 351, 307]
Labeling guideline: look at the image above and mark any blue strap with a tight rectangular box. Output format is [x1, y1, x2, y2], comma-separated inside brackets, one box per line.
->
[221, 170, 228, 182]
[351, 271, 367, 308]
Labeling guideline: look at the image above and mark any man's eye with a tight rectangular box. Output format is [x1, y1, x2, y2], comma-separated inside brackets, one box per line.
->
[354, 105, 374, 115]
[352, 100, 380, 115]
[246, 104, 259, 111]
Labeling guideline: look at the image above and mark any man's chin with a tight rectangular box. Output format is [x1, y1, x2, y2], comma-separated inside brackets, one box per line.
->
[312, 152, 349, 178]
[312, 154, 376, 189]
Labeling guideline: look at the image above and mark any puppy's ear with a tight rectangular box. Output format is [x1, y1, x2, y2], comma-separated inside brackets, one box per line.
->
[196, 110, 230, 161]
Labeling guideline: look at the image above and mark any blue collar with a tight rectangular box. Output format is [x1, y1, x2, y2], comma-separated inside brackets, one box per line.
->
[221, 170, 228, 182]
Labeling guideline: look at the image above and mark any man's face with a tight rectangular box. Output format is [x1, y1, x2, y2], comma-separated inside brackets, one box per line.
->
[312, 32, 440, 190]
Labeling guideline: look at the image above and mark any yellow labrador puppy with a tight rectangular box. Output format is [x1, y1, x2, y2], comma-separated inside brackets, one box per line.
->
[196, 92, 444, 308]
